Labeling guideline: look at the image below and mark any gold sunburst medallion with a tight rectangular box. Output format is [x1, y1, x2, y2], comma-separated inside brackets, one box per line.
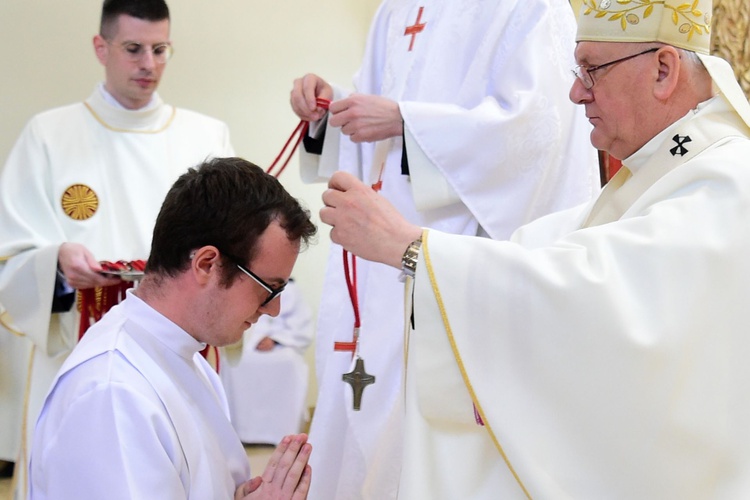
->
[61, 184, 99, 221]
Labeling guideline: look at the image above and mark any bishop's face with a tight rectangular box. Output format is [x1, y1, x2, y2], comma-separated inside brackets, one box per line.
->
[569, 41, 659, 160]
[94, 14, 170, 110]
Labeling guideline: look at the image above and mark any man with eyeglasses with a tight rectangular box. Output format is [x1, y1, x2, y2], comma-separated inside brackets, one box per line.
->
[0, 1, 234, 496]
[29, 157, 317, 499]
[315, 0, 750, 497]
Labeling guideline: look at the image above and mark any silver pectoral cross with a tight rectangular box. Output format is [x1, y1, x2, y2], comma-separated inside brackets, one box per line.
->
[342, 356, 376, 411]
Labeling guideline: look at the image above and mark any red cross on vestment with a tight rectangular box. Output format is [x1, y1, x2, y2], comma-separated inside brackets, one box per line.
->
[404, 6, 426, 52]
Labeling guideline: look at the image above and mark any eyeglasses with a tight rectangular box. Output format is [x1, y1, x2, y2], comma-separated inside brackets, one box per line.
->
[107, 40, 174, 64]
[235, 262, 287, 307]
[217, 250, 287, 307]
[571, 48, 659, 90]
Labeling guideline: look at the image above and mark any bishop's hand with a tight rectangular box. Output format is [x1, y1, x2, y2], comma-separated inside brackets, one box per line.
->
[320, 171, 422, 269]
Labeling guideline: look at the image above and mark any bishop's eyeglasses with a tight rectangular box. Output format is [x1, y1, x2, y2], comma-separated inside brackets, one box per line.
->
[571, 47, 659, 90]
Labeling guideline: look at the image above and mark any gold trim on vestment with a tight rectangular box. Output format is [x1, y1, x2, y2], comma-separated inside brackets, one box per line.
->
[422, 229, 532, 500]
[83, 101, 176, 134]
[0, 309, 24, 337]
[12, 346, 35, 499]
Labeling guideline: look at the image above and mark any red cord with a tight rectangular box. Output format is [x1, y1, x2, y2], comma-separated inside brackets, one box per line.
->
[343, 250, 360, 329]
[267, 97, 331, 178]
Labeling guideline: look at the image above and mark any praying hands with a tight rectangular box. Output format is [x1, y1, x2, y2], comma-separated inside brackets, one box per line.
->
[234, 434, 312, 499]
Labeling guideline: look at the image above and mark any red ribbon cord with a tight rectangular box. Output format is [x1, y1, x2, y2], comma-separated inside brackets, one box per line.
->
[267, 97, 331, 178]
[98, 259, 147, 273]
[344, 250, 360, 329]
[333, 250, 360, 355]
[333, 175, 385, 355]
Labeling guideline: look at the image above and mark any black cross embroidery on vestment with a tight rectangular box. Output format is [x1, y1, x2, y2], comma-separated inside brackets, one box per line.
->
[670, 134, 692, 156]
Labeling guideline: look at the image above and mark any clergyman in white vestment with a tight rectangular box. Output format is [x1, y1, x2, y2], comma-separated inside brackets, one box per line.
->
[0, 2, 233, 497]
[30, 158, 315, 499]
[289, 0, 599, 497]
[317, 0, 750, 497]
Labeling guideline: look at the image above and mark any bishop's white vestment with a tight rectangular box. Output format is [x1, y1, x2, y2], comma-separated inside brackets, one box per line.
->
[405, 94, 750, 499]
[0, 86, 233, 498]
[30, 292, 251, 499]
[300, 0, 598, 498]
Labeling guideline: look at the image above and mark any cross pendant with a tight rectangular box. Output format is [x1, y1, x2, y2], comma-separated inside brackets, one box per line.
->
[342, 356, 376, 411]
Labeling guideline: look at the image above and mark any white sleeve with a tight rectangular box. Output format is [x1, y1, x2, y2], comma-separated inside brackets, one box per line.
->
[0, 118, 72, 354]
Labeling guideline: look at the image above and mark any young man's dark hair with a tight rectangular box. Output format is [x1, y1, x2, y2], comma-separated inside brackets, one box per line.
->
[146, 157, 317, 285]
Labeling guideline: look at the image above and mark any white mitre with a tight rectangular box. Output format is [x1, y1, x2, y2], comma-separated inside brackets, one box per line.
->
[574, 0, 750, 128]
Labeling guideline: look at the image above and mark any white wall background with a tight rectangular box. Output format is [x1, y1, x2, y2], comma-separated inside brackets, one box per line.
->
[0, 0, 381, 406]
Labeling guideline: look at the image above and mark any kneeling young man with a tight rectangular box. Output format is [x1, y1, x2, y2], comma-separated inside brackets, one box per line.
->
[30, 157, 317, 499]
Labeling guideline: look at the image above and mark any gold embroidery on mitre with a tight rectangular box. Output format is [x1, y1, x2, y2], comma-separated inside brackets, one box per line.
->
[581, 0, 711, 41]
[61, 184, 99, 221]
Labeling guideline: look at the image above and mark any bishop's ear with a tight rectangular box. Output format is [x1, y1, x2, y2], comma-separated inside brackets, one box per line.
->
[653, 46, 681, 100]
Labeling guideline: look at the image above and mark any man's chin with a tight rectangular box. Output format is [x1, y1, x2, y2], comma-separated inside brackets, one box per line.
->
[230, 329, 246, 344]
[589, 131, 610, 154]
[129, 85, 157, 99]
